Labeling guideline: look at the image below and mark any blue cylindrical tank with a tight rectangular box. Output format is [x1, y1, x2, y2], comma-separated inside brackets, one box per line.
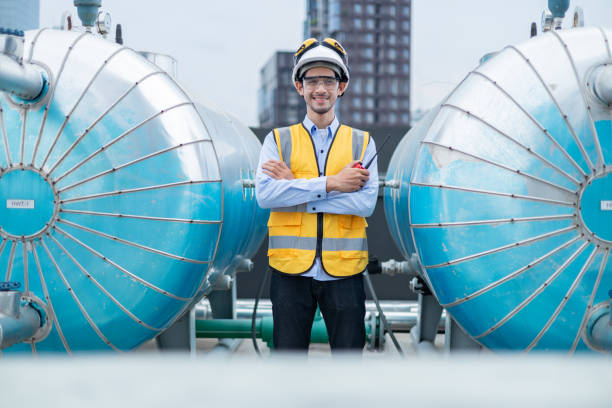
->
[0, 28, 266, 353]
[385, 27, 612, 352]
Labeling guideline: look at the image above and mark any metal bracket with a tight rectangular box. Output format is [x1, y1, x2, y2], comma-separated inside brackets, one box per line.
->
[241, 168, 256, 201]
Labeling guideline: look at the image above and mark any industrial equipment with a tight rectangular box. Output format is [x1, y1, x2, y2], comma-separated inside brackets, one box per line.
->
[385, 1, 611, 352]
[0, 3, 266, 353]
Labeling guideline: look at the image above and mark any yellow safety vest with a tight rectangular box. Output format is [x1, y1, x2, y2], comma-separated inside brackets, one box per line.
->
[267, 123, 370, 277]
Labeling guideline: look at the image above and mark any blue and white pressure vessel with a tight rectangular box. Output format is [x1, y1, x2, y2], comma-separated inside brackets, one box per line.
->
[385, 27, 612, 352]
[0, 28, 266, 353]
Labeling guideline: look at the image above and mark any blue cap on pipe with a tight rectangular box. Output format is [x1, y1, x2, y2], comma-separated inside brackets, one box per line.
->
[74, 0, 102, 27]
[0, 281, 21, 291]
[0, 27, 24, 37]
[548, 0, 570, 18]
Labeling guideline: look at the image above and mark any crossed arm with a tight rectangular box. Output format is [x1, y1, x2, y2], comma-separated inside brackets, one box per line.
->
[255, 132, 379, 217]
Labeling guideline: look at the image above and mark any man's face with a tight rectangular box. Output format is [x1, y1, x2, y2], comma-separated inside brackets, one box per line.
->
[295, 66, 347, 115]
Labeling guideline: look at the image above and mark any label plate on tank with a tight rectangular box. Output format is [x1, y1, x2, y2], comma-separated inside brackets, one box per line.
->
[601, 200, 612, 211]
[6, 199, 34, 209]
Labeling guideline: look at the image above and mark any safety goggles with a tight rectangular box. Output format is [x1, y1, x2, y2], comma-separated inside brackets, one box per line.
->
[302, 76, 339, 90]
[294, 37, 348, 66]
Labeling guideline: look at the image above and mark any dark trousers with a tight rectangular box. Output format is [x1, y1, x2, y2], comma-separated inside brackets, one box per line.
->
[269, 270, 366, 353]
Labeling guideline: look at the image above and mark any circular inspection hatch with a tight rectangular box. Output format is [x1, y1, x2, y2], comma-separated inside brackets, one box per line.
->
[0, 167, 58, 240]
[579, 170, 612, 245]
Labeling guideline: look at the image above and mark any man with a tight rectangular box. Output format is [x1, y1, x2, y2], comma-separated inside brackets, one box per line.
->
[255, 38, 378, 353]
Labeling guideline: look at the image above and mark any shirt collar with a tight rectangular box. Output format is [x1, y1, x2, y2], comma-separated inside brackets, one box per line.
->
[302, 115, 339, 139]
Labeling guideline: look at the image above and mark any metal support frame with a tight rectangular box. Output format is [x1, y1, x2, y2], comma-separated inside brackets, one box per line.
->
[409, 290, 443, 353]
[444, 317, 482, 352]
[156, 272, 239, 354]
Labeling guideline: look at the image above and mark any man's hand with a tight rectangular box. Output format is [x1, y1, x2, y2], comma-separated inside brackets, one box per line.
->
[326, 160, 369, 192]
[262, 160, 294, 180]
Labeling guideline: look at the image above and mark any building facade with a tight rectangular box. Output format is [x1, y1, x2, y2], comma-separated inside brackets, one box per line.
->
[258, 51, 306, 128]
[0, 0, 39, 31]
[259, 0, 411, 128]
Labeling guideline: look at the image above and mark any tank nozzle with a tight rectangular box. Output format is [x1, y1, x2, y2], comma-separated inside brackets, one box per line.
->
[74, 0, 101, 31]
[589, 63, 612, 107]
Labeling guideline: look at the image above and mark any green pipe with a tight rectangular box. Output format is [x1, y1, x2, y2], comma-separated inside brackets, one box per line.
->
[195, 318, 263, 339]
[196, 311, 374, 349]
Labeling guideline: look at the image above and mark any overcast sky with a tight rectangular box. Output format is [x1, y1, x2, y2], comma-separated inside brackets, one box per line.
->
[39, 0, 612, 126]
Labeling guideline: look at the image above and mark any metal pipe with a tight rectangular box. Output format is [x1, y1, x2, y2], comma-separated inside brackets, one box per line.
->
[585, 292, 612, 351]
[0, 291, 42, 349]
[0, 53, 46, 100]
[196, 299, 446, 333]
[381, 256, 420, 277]
[195, 314, 337, 348]
[590, 64, 612, 106]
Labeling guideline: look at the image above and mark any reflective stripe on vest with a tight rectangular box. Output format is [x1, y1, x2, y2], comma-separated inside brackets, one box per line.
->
[267, 123, 370, 277]
[268, 236, 367, 251]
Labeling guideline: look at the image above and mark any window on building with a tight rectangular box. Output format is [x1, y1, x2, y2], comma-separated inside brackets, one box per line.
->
[352, 78, 362, 93]
[388, 49, 396, 60]
[353, 98, 362, 108]
[365, 97, 374, 108]
[388, 63, 396, 74]
[366, 4, 375, 14]
[366, 18, 375, 29]
[364, 33, 374, 43]
[402, 48, 410, 59]
[389, 112, 397, 124]
[390, 98, 398, 109]
[387, 20, 396, 30]
[402, 6, 410, 16]
[389, 34, 396, 45]
[363, 62, 373, 73]
[401, 99, 410, 109]
[402, 20, 410, 31]
[354, 18, 362, 28]
[365, 112, 374, 123]
[402, 35, 410, 44]
[354, 3, 362, 13]
[402, 64, 410, 74]
[402, 113, 410, 124]
[363, 47, 373, 58]
[366, 78, 374, 93]
[391, 79, 399, 96]
[328, 0, 341, 32]
[353, 111, 361, 122]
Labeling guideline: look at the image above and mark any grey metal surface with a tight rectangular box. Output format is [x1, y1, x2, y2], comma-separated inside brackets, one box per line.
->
[585, 298, 612, 351]
[0, 291, 41, 349]
[0, 52, 46, 100]
[590, 63, 612, 105]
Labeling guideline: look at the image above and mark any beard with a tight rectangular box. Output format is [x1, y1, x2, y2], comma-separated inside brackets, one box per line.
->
[309, 94, 334, 114]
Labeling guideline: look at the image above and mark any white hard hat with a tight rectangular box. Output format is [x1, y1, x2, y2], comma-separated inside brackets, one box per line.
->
[292, 38, 350, 84]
